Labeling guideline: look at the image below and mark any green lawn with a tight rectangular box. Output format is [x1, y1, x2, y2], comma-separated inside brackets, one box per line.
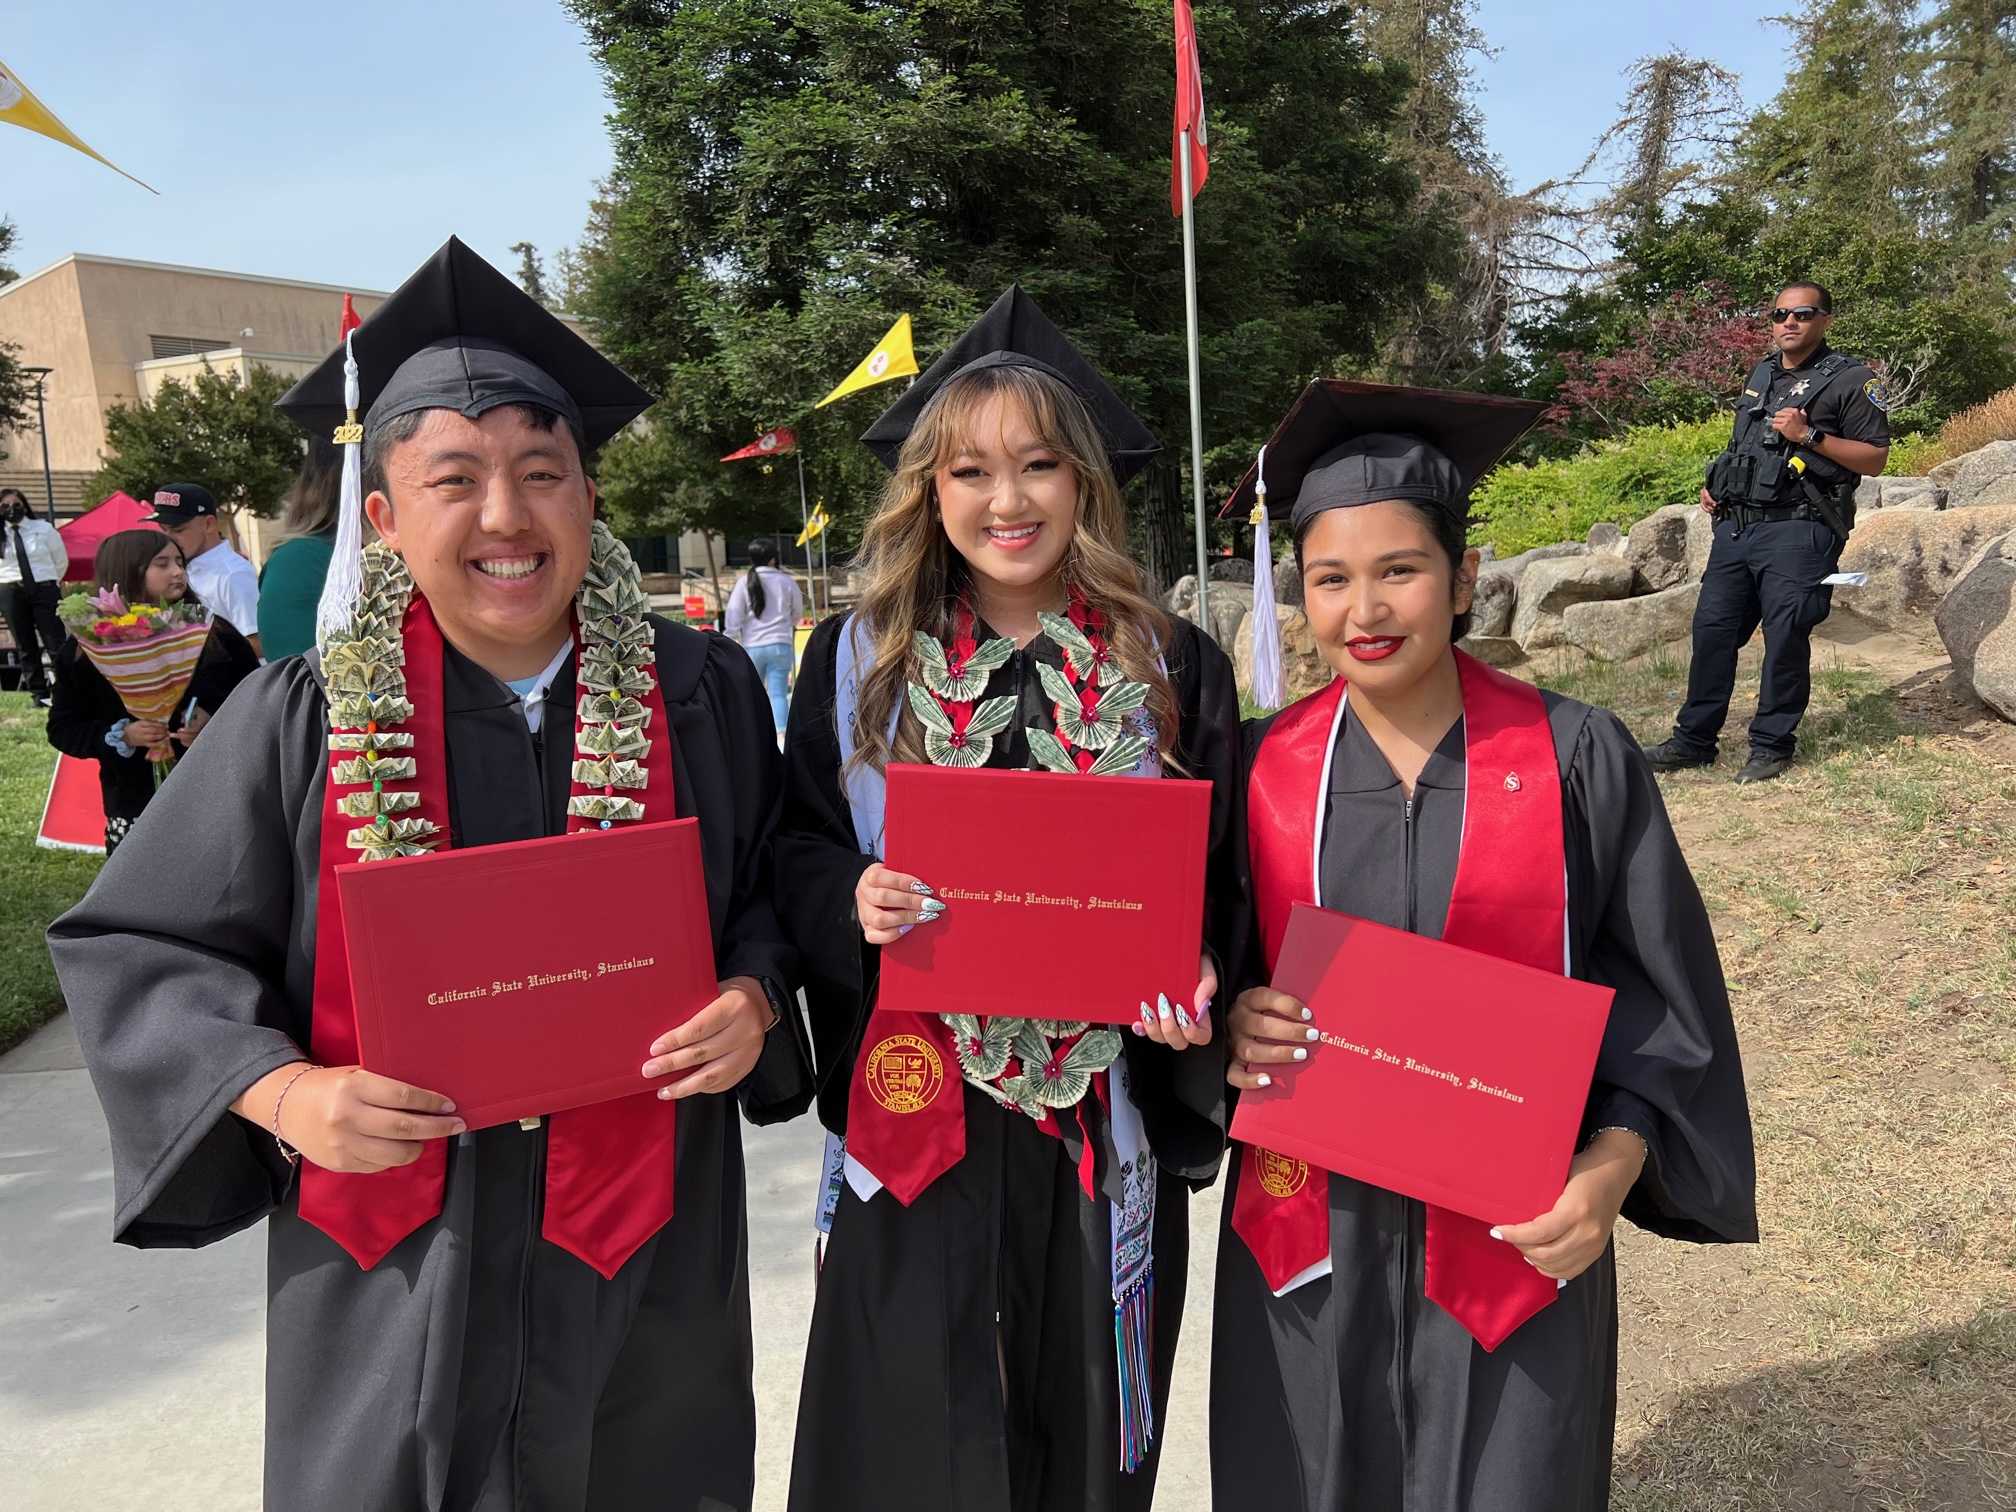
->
[0, 691, 102, 1053]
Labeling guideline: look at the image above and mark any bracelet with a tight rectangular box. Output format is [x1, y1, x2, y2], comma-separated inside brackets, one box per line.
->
[1589, 1125, 1648, 1159]
[270, 1063, 318, 1166]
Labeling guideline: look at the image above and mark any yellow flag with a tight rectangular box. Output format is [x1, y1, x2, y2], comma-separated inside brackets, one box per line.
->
[815, 315, 918, 408]
[796, 505, 831, 546]
[0, 59, 156, 193]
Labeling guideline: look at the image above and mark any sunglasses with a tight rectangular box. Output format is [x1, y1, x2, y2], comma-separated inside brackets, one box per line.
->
[1770, 306, 1826, 325]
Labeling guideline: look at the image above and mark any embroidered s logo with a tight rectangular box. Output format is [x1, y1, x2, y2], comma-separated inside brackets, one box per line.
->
[865, 1034, 944, 1114]
[1257, 1148, 1309, 1199]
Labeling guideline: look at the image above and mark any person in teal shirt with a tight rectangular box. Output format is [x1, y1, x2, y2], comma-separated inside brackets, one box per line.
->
[257, 438, 341, 659]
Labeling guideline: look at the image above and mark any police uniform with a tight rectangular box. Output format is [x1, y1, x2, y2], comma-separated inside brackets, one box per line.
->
[1667, 345, 1890, 764]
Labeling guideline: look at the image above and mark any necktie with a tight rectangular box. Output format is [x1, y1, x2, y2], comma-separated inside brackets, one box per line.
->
[10, 525, 33, 586]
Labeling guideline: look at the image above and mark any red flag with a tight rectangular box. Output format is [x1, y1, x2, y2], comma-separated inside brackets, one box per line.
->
[720, 427, 797, 462]
[1171, 0, 1210, 217]
[338, 291, 362, 341]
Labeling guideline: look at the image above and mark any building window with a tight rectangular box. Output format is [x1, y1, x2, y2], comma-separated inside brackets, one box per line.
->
[148, 334, 233, 359]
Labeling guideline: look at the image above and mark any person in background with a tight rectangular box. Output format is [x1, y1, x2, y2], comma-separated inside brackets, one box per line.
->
[256, 436, 343, 659]
[144, 482, 262, 656]
[45, 529, 259, 852]
[1, 485, 70, 706]
[724, 537, 803, 732]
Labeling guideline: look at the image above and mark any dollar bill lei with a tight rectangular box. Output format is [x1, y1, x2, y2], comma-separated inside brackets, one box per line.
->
[323, 521, 658, 860]
[908, 589, 1155, 1115]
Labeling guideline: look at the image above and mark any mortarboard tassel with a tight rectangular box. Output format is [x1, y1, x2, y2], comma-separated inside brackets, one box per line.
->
[315, 328, 367, 651]
[1249, 447, 1285, 710]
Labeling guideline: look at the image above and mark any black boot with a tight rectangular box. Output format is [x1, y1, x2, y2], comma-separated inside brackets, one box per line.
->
[1735, 751, 1792, 784]
[1641, 738, 1714, 772]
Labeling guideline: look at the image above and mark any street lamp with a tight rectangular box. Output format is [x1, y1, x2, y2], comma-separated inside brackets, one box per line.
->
[22, 366, 54, 515]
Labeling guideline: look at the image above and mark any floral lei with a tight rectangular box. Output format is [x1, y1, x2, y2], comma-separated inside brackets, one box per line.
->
[905, 590, 1155, 1117]
[319, 520, 656, 861]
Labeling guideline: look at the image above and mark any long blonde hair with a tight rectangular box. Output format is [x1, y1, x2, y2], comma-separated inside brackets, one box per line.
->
[849, 363, 1178, 772]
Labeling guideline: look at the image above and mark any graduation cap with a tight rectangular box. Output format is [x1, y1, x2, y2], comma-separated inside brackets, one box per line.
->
[277, 237, 653, 647]
[860, 285, 1161, 485]
[276, 236, 652, 449]
[1222, 380, 1546, 532]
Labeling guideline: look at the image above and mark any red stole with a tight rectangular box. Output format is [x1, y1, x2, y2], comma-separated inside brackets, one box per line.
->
[300, 598, 683, 1280]
[1230, 651, 1566, 1351]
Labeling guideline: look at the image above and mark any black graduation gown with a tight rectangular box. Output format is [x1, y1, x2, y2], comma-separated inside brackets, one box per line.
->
[777, 611, 1247, 1512]
[44, 618, 261, 832]
[47, 617, 813, 1512]
[1210, 692, 1758, 1512]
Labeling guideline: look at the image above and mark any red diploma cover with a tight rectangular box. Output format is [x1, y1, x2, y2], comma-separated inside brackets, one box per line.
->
[875, 763, 1211, 1026]
[335, 818, 716, 1130]
[1229, 902, 1614, 1226]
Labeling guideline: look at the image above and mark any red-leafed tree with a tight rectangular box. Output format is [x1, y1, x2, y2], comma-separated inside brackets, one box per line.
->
[1544, 283, 1761, 439]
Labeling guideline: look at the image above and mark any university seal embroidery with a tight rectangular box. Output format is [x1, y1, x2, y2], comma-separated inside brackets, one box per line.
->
[865, 1033, 945, 1115]
[1257, 1148, 1309, 1199]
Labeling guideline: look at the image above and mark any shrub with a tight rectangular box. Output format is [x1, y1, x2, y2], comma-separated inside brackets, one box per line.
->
[1882, 433, 1941, 477]
[1470, 417, 1728, 557]
[1921, 385, 2016, 470]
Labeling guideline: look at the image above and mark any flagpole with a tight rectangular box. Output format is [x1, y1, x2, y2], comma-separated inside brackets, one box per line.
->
[1179, 125, 1211, 641]
[797, 451, 817, 615]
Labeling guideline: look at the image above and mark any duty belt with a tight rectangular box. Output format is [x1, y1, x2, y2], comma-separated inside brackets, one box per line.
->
[1720, 500, 1821, 531]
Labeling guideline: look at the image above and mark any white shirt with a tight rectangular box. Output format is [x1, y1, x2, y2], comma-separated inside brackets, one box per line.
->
[724, 566, 803, 649]
[0, 517, 68, 587]
[185, 540, 261, 638]
[503, 640, 575, 735]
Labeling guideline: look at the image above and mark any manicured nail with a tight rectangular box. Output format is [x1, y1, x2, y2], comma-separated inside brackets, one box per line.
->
[1488, 1227, 1504, 1241]
[440, 1099, 456, 1113]
[917, 909, 944, 925]
[1157, 993, 1173, 1021]
[1257, 1073, 1272, 1087]
[657, 1088, 673, 1100]
[1197, 995, 1213, 1020]
[910, 881, 935, 896]
[1300, 1006, 1313, 1021]
[920, 898, 946, 915]
[1305, 1027, 1319, 1041]
[1293, 1047, 1308, 1061]
[1140, 1002, 1155, 1026]
[1130, 1021, 1145, 1036]
[898, 924, 913, 937]
[1175, 1005, 1192, 1029]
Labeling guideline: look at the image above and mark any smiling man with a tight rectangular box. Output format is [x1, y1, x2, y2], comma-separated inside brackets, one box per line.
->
[49, 239, 811, 1512]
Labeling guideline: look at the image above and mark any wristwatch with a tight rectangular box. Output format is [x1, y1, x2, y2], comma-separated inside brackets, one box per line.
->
[1802, 424, 1826, 448]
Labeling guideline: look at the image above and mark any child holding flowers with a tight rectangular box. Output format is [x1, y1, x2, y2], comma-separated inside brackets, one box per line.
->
[46, 529, 257, 850]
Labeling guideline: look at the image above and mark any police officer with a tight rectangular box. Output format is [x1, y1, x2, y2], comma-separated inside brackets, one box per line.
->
[1643, 281, 1891, 783]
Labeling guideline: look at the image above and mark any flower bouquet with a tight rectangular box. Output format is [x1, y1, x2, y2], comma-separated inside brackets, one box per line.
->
[55, 587, 214, 780]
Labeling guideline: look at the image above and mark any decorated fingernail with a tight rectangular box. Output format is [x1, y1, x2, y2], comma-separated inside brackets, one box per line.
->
[1305, 1027, 1319, 1041]
[920, 898, 946, 916]
[1488, 1227, 1504, 1241]
[1300, 1006, 1313, 1021]
[1131, 1021, 1145, 1036]
[1140, 1002, 1155, 1026]
[1175, 1005, 1192, 1029]
[1257, 1073, 1272, 1087]
[1293, 1047, 1308, 1061]
[1197, 995, 1213, 1021]
[1157, 993, 1173, 1021]
[898, 924, 913, 937]
[658, 1088, 673, 1100]
[911, 881, 936, 896]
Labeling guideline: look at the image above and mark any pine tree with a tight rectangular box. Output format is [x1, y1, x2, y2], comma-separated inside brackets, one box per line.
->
[1920, 0, 2016, 273]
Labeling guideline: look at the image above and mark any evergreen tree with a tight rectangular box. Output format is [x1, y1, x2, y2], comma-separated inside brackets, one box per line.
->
[562, 0, 1444, 554]
[0, 216, 36, 456]
[1920, 0, 2016, 274]
[510, 241, 554, 308]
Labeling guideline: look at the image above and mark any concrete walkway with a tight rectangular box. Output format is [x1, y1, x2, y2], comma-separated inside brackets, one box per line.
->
[0, 1015, 1218, 1510]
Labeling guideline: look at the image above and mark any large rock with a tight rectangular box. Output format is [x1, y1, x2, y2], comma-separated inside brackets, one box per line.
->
[1181, 580, 1251, 647]
[1931, 440, 2016, 508]
[1455, 634, 1525, 668]
[1274, 548, 1303, 610]
[1836, 504, 2016, 629]
[1479, 540, 1589, 588]
[1860, 475, 1946, 512]
[1562, 582, 1702, 662]
[1166, 573, 1198, 617]
[1209, 557, 1255, 583]
[1933, 532, 2016, 722]
[1233, 602, 1333, 706]
[1469, 570, 1516, 638]
[1626, 505, 1694, 591]
[1686, 506, 1717, 580]
[1511, 555, 1637, 652]
[1587, 521, 1625, 555]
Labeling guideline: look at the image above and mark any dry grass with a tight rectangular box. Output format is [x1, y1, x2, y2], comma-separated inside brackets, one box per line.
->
[1525, 645, 2016, 1511]
[1924, 384, 2016, 470]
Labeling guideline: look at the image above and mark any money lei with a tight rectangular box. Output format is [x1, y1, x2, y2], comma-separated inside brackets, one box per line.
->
[911, 590, 1149, 1116]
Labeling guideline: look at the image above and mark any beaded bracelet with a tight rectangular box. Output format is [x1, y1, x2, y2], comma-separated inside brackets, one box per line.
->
[271, 1063, 318, 1166]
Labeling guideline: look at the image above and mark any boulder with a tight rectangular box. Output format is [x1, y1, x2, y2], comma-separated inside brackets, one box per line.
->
[1274, 548, 1303, 610]
[1234, 602, 1334, 706]
[1587, 521, 1626, 555]
[1933, 532, 2016, 723]
[1686, 506, 1717, 581]
[1860, 475, 1945, 512]
[1469, 570, 1516, 638]
[1166, 573, 1198, 617]
[1478, 540, 1588, 588]
[1455, 634, 1525, 668]
[1930, 441, 2016, 508]
[1562, 582, 1702, 662]
[1181, 580, 1251, 647]
[1836, 504, 2016, 629]
[1209, 557, 1255, 583]
[1511, 555, 1637, 652]
[1626, 505, 1694, 591]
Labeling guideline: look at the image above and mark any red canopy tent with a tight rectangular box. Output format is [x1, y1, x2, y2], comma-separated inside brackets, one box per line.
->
[57, 492, 161, 582]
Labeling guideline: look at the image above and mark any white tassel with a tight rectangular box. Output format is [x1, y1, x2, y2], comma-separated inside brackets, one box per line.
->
[315, 331, 367, 652]
[1250, 447, 1285, 710]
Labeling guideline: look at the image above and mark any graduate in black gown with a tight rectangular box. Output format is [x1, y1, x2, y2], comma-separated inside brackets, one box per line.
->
[1210, 382, 1758, 1512]
[777, 289, 1246, 1512]
[47, 239, 811, 1512]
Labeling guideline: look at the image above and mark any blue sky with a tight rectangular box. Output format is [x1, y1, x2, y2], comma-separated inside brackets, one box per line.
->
[4, 1, 1782, 296]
